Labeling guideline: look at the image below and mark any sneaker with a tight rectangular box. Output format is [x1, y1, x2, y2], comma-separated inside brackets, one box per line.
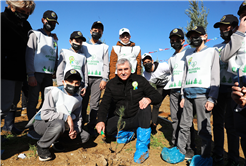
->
[37, 145, 52, 161]
[52, 142, 64, 152]
[27, 130, 41, 140]
[185, 149, 194, 160]
[212, 153, 224, 166]
[226, 159, 239, 166]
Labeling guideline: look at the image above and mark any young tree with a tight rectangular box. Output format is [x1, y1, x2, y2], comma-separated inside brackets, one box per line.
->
[185, 0, 209, 36]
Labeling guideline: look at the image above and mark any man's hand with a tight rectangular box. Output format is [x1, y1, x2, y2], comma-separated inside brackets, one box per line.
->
[238, 16, 246, 33]
[99, 80, 107, 90]
[232, 82, 246, 107]
[139, 97, 151, 109]
[95, 122, 105, 134]
[28, 76, 37, 86]
[180, 98, 185, 108]
[81, 88, 86, 96]
[205, 101, 214, 111]
[69, 130, 77, 139]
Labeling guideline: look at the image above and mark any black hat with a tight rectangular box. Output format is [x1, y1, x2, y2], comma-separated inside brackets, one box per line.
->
[169, 28, 184, 39]
[91, 21, 104, 31]
[186, 26, 206, 38]
[70, 31, 86, 41]
[64, 69, 82, 81]
[43, 10, 59, 24]
[214, 14, 239, 28]
[238, 1, 246, 16]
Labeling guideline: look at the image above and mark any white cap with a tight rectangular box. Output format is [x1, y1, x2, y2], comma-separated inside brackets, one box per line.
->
[119, 28, 130, 35]
[142, 53, 152, 60]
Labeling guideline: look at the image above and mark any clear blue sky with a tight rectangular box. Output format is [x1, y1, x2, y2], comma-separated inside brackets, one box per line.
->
[1, 1, 242, 62]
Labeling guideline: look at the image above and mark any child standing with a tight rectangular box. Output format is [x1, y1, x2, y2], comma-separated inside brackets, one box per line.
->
[25, 10, 59, 139]
[162, 26, 220, 165]
[56, 31, 88, 96]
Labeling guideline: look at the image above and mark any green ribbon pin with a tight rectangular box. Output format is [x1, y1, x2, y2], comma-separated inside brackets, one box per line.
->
[132, 81, 138, 90]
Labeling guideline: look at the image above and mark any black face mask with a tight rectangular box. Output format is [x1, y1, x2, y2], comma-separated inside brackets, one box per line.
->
[190, 37, 203, 47]
[220, 30, 232, 41]
[44, 22, 55, 32]
[14, 10, 29, 22]
[144, 62, 153, 72]
[171, 41, 182, 50]
[91, 32, 101, 40]
[65, 83, 80, 95]
[71, 43, 82, 51]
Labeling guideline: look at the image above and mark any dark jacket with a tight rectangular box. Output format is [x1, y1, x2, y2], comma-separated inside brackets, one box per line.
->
[1, 7, 32, 81]
[97, 74, 163, 123]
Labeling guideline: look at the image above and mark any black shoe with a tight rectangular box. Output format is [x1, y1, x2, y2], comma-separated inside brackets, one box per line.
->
[212, 153, 224, 166]
[226, 159, 239, 166]
[37, 145, 52, 161]
[52, 142, 64, 152]
[185, 149, 194, 160]
[151, 123, 157, 135]
[11, 126, 23, 135]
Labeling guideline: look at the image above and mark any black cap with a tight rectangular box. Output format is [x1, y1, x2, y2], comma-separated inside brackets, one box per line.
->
[169, 28, 184, 39]
[91, 21, 104, 31]
[186, 26, 206, 38]
[64, 69, 82, 81]
[70, 31, 86, 41]
[238, 1, 246, 16]
[43, 10, 59, 24]
[214, 14, 239, 28]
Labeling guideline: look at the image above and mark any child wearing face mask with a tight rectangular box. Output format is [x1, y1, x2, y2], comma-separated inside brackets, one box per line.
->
[80, 21, 109, 136]
[162, 28, 196, 159]
[212, 15, 240, 166]
[162, 26, 220, 165]
[141, 53, 170, 134]
[26, 69, 89, 162]
[25, 10, 59, 140]
[56, 31, 88, 97]
[109, 28, 142, 80]
[220, 2, 246, 165]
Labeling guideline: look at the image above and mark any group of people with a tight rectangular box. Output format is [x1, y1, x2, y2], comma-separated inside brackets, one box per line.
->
[1, 0, 246, 165]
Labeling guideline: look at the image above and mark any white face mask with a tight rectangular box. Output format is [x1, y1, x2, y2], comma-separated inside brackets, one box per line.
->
[120, 40, 131, 45]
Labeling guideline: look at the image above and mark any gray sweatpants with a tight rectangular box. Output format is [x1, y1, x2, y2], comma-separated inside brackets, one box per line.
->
[82, 77, 102, 128]
[177, 97, 212, 158]
[170, 90, 195, 150]
[1, 79, 22, 117]
[34, 119, 90, 148]
[27, 73, 53, 120]
[212, 91, 239, 162]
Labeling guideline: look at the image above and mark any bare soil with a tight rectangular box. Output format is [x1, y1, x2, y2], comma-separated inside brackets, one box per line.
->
[1, 95, 245, 165]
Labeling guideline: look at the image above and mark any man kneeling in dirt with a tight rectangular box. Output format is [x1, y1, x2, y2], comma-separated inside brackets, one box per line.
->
[95, 58, 162, 164]
[26, 69, 89, 161]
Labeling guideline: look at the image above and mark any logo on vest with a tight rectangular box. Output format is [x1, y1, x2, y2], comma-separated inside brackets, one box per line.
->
[191, 61, 197, 68]
[188, 58, 200, 74]
[69, 56, 75, 64]
[174, 63, 178, 69]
